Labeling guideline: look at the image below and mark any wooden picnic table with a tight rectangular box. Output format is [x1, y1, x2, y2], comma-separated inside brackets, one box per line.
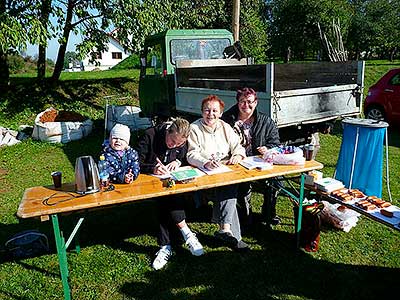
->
[17, 160, 323, 300]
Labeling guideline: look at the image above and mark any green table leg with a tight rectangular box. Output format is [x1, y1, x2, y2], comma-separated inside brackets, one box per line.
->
[296, 174, 305, 249]
[51, 215, 71, 300]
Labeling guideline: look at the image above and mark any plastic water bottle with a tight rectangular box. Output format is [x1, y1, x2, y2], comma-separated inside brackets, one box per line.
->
[98, 155, 109, 190]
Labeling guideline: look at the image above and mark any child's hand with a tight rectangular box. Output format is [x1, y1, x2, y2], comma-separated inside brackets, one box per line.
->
[125, 169, 134, 184]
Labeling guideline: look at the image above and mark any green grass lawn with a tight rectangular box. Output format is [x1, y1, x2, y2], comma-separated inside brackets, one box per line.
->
[0, 61, 399, 300]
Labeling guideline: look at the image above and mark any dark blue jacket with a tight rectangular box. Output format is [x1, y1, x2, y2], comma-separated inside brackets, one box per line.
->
[100, 145, 140, 184]
[222, 104, 280, 155]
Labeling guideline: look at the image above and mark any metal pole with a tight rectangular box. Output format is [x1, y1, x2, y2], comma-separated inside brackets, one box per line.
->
[385, 128, 392, 202]
[51, 215, 71, 300]
[232, 0, 240, 42]
[349, 127, 360, 190]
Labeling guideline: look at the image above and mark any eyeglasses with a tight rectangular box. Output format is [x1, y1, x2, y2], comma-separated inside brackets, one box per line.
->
[238, 99, 257, 105]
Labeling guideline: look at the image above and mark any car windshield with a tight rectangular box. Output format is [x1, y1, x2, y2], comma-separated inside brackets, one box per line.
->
[170, 38, 231, 64]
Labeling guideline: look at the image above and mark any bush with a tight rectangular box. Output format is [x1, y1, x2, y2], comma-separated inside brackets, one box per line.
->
[112, 54, 140, 70]
[8, 55, 26, 74]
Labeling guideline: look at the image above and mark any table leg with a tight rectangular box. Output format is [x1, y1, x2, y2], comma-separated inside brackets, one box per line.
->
[296, 174, 305, 249]
[51, 214, 71, 300]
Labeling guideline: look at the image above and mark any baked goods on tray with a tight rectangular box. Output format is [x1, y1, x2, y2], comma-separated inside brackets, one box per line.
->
[330, 188, 365, 202]
[355, 196, 392, 211]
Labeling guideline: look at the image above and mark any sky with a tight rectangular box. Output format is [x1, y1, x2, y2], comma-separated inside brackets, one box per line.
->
[25, 33, 81, 62]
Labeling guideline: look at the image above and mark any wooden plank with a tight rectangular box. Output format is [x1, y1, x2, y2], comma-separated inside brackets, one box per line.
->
[176, 65, 266, 91]
[17, 161, 323, 219]
[274, 61, 358, 91]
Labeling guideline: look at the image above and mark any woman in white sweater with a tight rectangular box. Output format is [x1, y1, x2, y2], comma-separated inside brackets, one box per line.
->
[187, 95, 249, 251]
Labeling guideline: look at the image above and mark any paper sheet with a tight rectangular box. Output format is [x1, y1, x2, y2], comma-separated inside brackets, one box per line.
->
[197, 164, 232, 175]
[239, 156, 272, 170]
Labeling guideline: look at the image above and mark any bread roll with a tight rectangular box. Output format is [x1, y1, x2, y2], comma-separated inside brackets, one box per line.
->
[380, 209, 393, 217]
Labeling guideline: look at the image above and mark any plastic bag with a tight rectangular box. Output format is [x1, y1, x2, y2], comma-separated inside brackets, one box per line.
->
[320, 201, 360, 232]
[263, 146, 305, 165]
[106, 105, 152, 133]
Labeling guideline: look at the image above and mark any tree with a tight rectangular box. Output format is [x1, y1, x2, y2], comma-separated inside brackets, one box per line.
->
[51, 0, 114, 80]
[364, 0, 400, 60]
[267, 0, 352, 61]
[110, 0, 269, 63]
[0, 0, 47, 85]
[37, 0, 52, 79]
[239, 0, 269, 63]
[63, 51, 78, 69]
[109, 0, 229, 54]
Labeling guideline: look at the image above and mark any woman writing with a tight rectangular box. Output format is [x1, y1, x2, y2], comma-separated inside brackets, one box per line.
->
[187, 95, 249, 251]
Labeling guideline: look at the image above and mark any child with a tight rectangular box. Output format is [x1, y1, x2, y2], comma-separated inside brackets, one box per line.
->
[101, 123, 140, 184]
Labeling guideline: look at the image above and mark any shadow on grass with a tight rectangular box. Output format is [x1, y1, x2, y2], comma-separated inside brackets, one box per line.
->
[119, 226, 397, 300]
[3, 77, 136, 120]
[1, 201, 397, 300]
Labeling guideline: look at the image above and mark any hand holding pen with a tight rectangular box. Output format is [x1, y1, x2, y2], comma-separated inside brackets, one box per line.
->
[205, 153, 221, 170]
[155, 157, 170, 175]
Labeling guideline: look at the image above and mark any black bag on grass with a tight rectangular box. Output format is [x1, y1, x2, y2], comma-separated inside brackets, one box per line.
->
[5, 230, 49, 259]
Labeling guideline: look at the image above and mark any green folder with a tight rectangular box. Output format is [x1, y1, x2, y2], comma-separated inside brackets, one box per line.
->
[171, 168, 200, 181]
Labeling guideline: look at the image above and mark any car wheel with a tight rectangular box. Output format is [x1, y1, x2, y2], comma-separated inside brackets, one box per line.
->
[365, 106, 386, 121]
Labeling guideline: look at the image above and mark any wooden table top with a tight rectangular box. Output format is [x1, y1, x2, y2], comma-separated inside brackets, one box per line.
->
[17, 160, 323, 220]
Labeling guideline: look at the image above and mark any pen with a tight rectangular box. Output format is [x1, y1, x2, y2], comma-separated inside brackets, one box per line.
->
[156, 157, 170, 174]
[210, 154, 221, 168]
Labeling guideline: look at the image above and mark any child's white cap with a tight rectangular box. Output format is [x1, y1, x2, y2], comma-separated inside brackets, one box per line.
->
[110, 124, 130, 144]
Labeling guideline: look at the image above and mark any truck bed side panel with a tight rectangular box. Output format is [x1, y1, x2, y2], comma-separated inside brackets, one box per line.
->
[175, 61, 363, 127]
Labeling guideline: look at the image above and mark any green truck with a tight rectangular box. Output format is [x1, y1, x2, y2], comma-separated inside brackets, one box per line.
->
[139, 29, 365, 145]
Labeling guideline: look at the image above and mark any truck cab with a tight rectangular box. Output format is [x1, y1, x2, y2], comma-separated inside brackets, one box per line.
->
[139, 29, 235, 119]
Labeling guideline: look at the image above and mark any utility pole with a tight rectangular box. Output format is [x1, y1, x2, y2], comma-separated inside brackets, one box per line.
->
[232, 0, 240, 42]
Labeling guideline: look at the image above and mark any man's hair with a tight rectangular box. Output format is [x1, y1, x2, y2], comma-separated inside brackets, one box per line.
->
[236, 87, 257, 102]
[168, 117, 190, 138]
[201, 95, 225, 111]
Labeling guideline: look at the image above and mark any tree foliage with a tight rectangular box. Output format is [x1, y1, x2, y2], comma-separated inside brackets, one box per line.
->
[3, 0, 400, 82]
[267, 0, 352, 61]
[0, 0, 48, 85]
[51, 0, 115, 80]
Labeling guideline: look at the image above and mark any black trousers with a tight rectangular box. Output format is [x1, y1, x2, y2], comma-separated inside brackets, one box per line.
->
[237, 178, 280, 227]
[158, 195, 186, 246]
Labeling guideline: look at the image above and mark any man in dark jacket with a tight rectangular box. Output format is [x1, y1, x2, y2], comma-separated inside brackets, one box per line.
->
[136, 117, 204, 270]
[222, 87, 281, 229]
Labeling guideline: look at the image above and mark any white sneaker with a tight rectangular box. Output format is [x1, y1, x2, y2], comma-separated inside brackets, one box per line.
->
[186, 233, 204, 256]
[152, 246, 172, 270]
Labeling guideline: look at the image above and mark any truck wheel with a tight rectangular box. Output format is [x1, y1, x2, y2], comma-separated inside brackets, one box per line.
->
[365, 105, 386, 121]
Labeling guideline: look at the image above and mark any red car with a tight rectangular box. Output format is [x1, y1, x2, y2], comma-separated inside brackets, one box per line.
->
[364, 68, 400, 125]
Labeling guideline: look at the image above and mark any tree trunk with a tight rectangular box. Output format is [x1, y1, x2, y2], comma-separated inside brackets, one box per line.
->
[37, 45, 46, 79]
[232, 0, 240, 42]
[0, 1, 9, 87]
[389, 48, 396, 62]
[37, 0, 51, 80]
[52, 0, 74, 81]
[0, 49, 9, 87]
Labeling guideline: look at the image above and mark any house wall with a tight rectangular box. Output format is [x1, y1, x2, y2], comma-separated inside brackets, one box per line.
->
[82, 37, 131, 71]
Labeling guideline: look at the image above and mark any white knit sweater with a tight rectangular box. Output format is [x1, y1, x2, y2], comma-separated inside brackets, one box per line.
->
[187, 118, 246, 168]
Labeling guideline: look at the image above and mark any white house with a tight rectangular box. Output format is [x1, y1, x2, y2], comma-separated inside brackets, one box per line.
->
[82, 31, 131, 71]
